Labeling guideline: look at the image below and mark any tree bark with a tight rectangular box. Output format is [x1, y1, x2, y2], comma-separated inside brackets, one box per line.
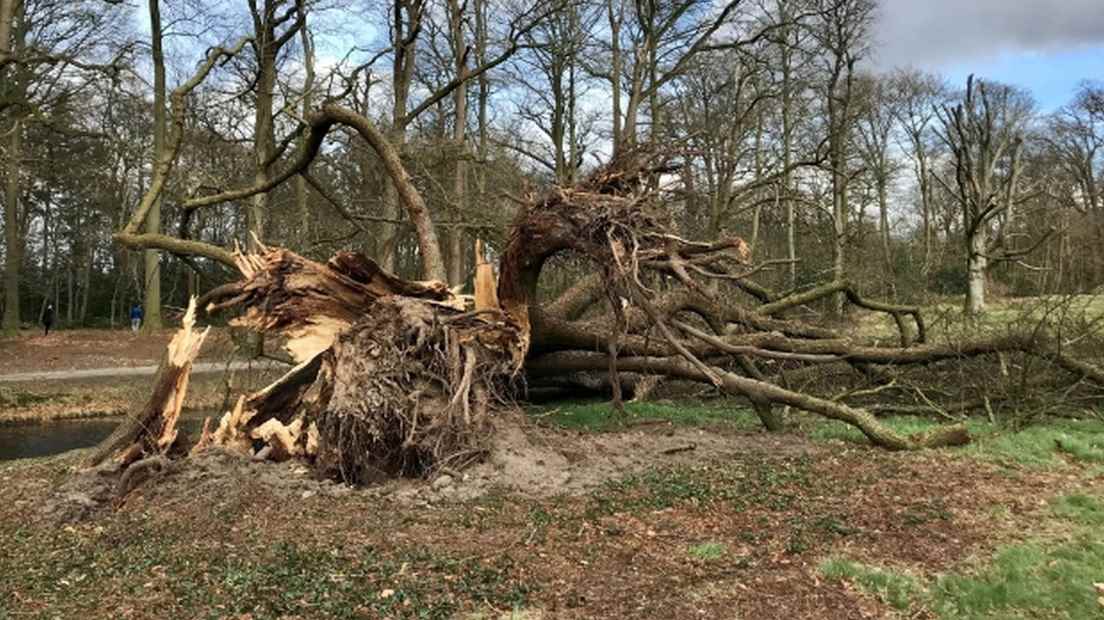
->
[143, 0, 166, 331]
[2, 117, 20, 335]
[966, 228, 987, 315]
[294, 7, 315, 243]
[447, 0, 468, 288]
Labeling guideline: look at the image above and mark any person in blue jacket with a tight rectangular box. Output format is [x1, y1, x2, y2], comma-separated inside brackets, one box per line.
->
[130, 303, 143, 333]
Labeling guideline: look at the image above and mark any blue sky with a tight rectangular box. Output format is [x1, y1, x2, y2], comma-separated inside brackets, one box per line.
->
[939, 46, 1102, 111]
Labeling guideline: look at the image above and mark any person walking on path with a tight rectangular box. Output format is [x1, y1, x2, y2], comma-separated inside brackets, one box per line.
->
[130, 303, 143, 333]
[42, 303, 55, 336]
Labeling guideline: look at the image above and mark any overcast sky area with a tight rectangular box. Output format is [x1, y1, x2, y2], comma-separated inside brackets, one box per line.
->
[872, 0, 1104, 110]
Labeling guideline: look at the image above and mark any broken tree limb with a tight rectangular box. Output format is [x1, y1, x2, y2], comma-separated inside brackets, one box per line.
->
[526, 351, 970, 450]
[84, 298, 209, 468]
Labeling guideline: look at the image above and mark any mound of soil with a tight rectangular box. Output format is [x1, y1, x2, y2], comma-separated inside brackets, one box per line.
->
[42, 411, 816, 520]
[391, 413, 820, 504]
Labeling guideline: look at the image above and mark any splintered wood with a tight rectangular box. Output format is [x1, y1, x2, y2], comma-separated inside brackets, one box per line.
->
[474, 239, 499, 313]
[184, 244, 525, 480]
[83, 298, 209, 467]
[215, 247, 462, 362]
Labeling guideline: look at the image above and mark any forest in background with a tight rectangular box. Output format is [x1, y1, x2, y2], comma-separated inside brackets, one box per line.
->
[1, 0, 1102, 333]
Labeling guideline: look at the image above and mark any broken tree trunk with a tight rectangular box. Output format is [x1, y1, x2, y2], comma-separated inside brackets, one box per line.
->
[85, 298, 209, 467]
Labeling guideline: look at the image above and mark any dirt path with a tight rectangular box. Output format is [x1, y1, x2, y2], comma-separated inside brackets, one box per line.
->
[0, 328, 236, 375]
[0, 361, 270, 384]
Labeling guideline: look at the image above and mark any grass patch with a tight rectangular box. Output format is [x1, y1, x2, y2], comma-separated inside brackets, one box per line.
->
[1050, 493, 1104, 527]
[0, 387, 57, 408]
[853, 294, 1104, 342]
[688, 542, 727, 561]
[819, 558, 922, 611]
[808, 414, 1104, 468]
[526, 398, 758, 432]
[821, 492, 1104, 619]
[931, 536, 1104, 619]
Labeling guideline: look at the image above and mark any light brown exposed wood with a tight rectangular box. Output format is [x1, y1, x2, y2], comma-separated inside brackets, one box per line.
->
[84, 298, 209, 467]
[473, 239, 499, 312]
[220, 246, 459, 362]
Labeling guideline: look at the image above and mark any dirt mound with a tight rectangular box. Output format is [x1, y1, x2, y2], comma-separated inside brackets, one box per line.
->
[386, 412, 821, 504]
[42, 411, 820, 521]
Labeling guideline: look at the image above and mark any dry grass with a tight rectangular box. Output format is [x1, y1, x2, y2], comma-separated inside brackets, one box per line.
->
[853, 294, 1104, 343]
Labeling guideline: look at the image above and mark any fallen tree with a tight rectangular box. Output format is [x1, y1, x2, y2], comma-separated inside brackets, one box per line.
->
[94, 77, 1104, 486]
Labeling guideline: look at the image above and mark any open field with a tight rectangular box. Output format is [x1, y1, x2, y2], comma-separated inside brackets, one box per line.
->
[854, 294, 1104, 343]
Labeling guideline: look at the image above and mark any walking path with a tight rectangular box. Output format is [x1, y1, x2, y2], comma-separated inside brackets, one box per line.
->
[0, 361, 269, 383]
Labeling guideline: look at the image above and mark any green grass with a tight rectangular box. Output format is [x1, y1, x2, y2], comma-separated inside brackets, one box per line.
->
[526, 398, 759, 432]
[687, 542, 727, 561]
[809, 414, 1104, 468]
[854, 294, 1104, 342]
[931, 536, 1104, 619]
[819, 558, 922, 611]
[820, 492, 1104, 619]
[0, 387, 57, 408]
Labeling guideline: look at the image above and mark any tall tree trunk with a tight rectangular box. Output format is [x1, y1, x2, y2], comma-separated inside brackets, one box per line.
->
[447, 0, 468, 288]
[749, 108, 765, 255]
[2, 117, 20, 335]
[143, 0, 166, 331]
[79, 259, 91, 324]
[607, 0, 623, 153]
[966, 228, 987, 315]
[1, 0, 23, 336]
[294, 9, 315, 244]
[832, 178, 847, 316]
[919, 158, 932, 274]
[781, 47, 796, 288]
[878, 175, 891, 272]
[475, 0, 488, 203]
[380, 1, 422, 273]
[566, 7, 579, 184]
[251, 56, 276, 251]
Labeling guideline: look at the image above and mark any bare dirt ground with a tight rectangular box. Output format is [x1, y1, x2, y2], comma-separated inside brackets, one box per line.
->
[0, 328, 235, 375]
[3, 413, 1097, 619]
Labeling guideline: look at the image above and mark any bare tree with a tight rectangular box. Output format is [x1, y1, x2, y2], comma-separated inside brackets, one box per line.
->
[1, 0, 128, 335]
[143, 0, 167, 330]
[935, 76, 1036, 315]
[809, 0, 874, 316]
[506, 0, 596, 184]
[890, 68, 946, 275]
[855, 74, 902, 276]
[1048, 82, 1104, 214]
[245, 0, 306, 252]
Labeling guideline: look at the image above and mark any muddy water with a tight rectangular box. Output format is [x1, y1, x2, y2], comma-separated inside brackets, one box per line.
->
[0, 416, 208, 461]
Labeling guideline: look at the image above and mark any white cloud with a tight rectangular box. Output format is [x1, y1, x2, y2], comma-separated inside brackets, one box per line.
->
[873, 0, 1104, 68]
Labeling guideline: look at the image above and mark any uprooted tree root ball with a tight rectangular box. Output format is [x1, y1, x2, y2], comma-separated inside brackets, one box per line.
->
[313, 296, 518, 483]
